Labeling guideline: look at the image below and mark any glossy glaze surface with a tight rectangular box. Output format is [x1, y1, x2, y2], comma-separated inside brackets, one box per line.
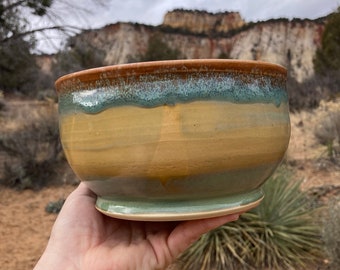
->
[56, 59, 290, 220]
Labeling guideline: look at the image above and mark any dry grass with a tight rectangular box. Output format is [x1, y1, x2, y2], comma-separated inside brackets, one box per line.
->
[323, 196, 340, 269]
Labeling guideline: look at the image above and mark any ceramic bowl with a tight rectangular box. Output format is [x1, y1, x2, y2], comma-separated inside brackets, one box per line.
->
[55, 59, 290, 221]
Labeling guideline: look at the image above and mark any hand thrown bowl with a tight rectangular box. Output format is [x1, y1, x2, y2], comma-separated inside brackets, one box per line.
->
[55, 59, 290, 221]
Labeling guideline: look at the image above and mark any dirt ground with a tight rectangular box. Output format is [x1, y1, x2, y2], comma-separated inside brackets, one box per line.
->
[0, 99, 339, 270]
[0, 185, 75, 270]
[287, 99, 340, 190]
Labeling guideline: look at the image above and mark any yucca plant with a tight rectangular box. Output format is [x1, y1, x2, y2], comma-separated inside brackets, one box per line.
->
[176, 168, 324, 270]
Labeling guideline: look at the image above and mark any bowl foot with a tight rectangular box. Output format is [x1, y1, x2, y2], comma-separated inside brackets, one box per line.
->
[95, 188, 263, 221]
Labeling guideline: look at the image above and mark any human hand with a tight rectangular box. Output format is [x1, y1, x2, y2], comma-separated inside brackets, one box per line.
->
[34, 183, 240, 270]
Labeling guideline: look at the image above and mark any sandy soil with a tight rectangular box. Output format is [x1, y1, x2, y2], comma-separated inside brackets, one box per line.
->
[0, 185, 75, 270]
[0, 99, 339, 270]
[288, 100, 340, 190]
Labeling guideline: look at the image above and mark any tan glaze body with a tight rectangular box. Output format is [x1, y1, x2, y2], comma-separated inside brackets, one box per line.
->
[60, 101, 290, 185]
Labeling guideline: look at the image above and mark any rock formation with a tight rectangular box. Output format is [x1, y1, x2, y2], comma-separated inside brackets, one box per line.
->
[39, 9, 327, 83]
[162, 9, 245, 34]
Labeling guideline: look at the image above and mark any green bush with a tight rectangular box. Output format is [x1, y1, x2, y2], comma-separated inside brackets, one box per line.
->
[314, 7, 340, 75]
[312, 7, 340, 101]
[176, 169, 323, 269]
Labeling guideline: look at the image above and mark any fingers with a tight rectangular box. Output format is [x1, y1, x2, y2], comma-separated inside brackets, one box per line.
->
[72, 182, 97, 199]
[57, 182, 97, 220]
[167, 214, 240, 258]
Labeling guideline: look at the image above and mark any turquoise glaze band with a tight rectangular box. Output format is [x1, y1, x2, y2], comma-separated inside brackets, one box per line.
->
[59, 73, 287, 114]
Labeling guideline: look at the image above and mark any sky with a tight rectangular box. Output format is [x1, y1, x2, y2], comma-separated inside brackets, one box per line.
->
[34, 0, 339, 53]
[84, 0, 339, 27]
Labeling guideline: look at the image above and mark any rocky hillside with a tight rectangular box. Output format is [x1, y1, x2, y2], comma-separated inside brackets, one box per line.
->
[41, 9, 326, 83]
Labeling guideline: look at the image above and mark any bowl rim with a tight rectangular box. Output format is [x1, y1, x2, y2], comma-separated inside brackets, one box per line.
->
[55, 59, 287, 94]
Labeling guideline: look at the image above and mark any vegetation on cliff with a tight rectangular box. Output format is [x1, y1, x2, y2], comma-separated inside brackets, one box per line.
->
[314, 7, 340, 75]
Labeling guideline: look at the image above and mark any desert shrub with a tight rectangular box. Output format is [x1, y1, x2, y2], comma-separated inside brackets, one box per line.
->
[323, 196, 340, 269]
[45, 198, 65, 214]
[0, 98, 6, 112]
[0, 104, 62, 189]
[176, 169, 323, 270]
[218, 52, 231, 59]
[314, 106, 340, 158]
[286, 73, 333, 112]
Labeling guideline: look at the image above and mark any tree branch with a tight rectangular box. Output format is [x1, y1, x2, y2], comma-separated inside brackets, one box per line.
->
[1, 25, 82, 43]
[1, 0, 26, 13]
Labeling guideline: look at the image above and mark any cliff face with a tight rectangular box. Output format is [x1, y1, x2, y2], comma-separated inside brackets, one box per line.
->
[229, 21, 324, 82]
[45, 10, 325, 83]
[77, 23, 153, 64]
[162, 9, 245, 34]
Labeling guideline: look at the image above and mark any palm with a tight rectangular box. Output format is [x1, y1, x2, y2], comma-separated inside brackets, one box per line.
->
[41, 183, 239, 270]
[80, 218, 180, 269]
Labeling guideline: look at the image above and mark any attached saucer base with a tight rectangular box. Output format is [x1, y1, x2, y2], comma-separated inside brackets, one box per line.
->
[95, 189, 264, 221]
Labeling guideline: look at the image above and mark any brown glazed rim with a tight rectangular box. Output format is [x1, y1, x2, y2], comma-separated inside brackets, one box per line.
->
[55, 59, 287, 94]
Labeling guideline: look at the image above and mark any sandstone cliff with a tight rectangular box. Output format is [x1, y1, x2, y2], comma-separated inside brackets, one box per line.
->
[163, 9, 245, 35]
[229, 20, 324, 82]
[45, 10, 326, 83]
